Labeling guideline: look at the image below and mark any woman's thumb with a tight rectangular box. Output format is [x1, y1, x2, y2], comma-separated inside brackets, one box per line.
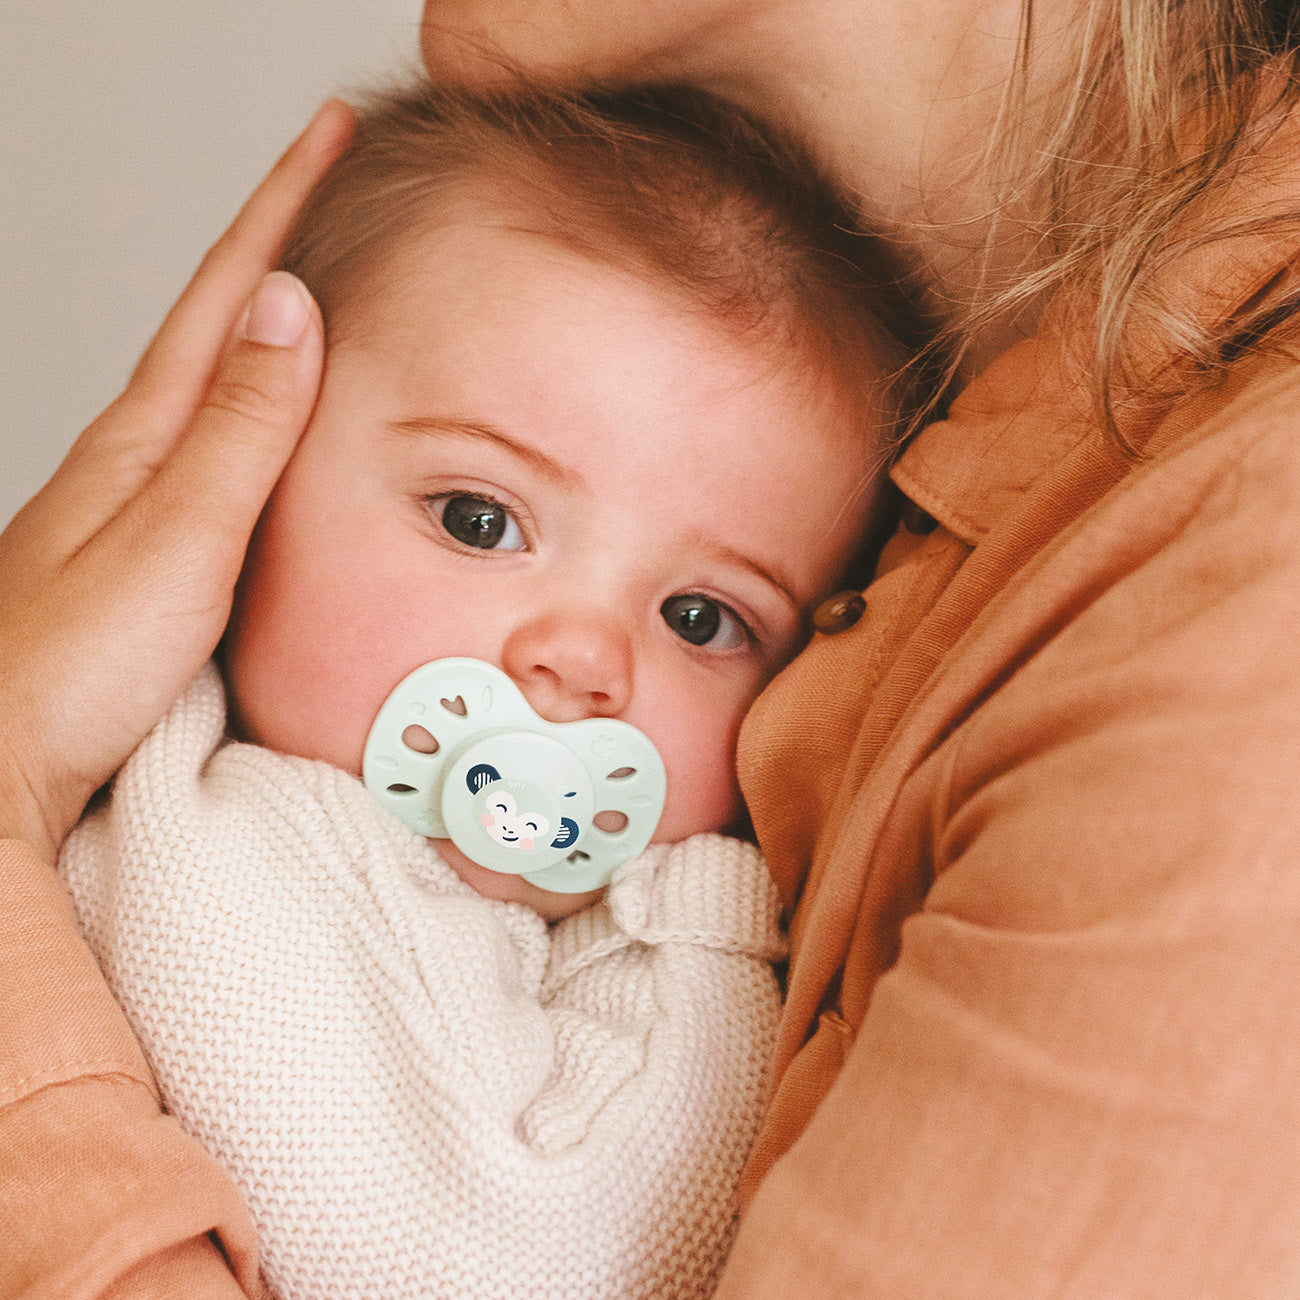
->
[237, 268, 318, 348]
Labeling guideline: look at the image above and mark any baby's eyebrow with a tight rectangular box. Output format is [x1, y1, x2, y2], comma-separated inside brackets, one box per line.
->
[698, 537, 800, 615]
[387, 416, 579, 488]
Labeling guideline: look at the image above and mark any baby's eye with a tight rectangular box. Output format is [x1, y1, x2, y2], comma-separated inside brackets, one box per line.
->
[433, 493, 525, 551]
[660, 593, 751, 652]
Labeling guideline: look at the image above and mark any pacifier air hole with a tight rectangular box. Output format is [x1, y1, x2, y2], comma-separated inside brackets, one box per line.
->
[401, 725, 439, 754]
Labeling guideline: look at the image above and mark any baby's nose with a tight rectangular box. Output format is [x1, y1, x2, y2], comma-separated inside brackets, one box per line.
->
[500, 609, 633, 723]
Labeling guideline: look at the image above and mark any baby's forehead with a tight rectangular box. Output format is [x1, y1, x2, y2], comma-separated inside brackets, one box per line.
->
[334, 196, 890, 413]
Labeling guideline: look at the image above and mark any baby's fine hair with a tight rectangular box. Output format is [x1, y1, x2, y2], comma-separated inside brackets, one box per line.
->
[280, 75, 930, 443]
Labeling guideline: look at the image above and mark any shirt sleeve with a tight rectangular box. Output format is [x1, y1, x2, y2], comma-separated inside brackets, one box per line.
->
[719, 394, 1300, 1297]
[0, 839, 262, 1300]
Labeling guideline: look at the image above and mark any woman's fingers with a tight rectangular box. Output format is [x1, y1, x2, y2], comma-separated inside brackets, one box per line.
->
[33, 100, 353, 549]
[0, 271, 325, 863]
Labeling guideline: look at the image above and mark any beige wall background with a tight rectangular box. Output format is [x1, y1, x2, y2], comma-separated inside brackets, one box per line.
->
[2, 0, 425, 527]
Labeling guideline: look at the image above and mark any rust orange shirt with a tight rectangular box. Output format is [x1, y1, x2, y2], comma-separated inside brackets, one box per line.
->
[735, 318, 1300, 1292]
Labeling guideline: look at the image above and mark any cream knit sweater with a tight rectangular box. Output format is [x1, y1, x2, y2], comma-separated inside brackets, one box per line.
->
[59, 667, 784, 1300]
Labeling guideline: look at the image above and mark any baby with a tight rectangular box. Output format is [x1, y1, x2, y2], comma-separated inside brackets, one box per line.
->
[60, 78, 915, 1299]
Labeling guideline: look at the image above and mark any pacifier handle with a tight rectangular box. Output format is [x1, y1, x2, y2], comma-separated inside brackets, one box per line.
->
[363, 659, 666, 893]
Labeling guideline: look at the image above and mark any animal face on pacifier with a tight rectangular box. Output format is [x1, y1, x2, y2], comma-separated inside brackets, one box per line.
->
[479, 783, 558, 851]
[363, 659, 666, 893]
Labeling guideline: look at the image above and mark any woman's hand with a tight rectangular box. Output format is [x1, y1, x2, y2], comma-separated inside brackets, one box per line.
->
[0, 99, 354, 865]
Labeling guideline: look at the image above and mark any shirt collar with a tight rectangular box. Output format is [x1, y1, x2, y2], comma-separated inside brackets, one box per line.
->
[891, 105, 1300, 545]
[890, 334, 1095, 546]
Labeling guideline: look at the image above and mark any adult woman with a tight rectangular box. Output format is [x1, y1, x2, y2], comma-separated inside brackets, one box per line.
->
[5, 1, 1300, 1296]
[418, 4, 1300, 1295]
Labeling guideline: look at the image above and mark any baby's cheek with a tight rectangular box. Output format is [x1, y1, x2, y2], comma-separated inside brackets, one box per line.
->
[651, 713, 744, 843]
[224, 601, 383, 777]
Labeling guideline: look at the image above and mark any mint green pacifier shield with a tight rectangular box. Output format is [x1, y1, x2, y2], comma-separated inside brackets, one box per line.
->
[362, 658, 666, 893]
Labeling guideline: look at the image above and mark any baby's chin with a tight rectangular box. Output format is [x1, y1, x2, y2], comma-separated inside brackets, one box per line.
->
[434, 839, 604, 921]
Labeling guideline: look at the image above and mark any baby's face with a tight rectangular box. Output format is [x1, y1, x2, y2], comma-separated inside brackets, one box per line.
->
[226, 218, 876, 917]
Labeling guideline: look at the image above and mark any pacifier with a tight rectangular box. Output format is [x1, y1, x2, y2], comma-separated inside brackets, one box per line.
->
[363, 658, 666, 894]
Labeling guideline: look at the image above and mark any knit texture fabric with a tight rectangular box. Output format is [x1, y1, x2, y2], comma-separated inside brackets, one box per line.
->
[59, 666, 784, 1299]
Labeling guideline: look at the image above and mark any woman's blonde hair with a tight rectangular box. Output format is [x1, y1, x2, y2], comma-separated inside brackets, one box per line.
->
[965, 0, 1300, 449]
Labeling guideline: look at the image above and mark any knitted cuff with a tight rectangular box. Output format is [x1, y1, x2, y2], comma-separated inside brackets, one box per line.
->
[544, 834, 784, 993]
[608, 834, 785, 958]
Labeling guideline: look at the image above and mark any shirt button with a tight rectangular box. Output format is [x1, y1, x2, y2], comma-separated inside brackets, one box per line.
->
[813, 591, 866, 635]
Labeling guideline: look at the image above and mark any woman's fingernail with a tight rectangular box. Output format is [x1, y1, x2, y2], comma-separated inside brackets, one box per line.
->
[240, 271, 312, 347]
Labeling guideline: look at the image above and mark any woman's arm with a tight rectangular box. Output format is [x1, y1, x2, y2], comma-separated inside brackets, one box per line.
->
[0, 100, 352, 1298]
[0, 840, 259, 1299]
